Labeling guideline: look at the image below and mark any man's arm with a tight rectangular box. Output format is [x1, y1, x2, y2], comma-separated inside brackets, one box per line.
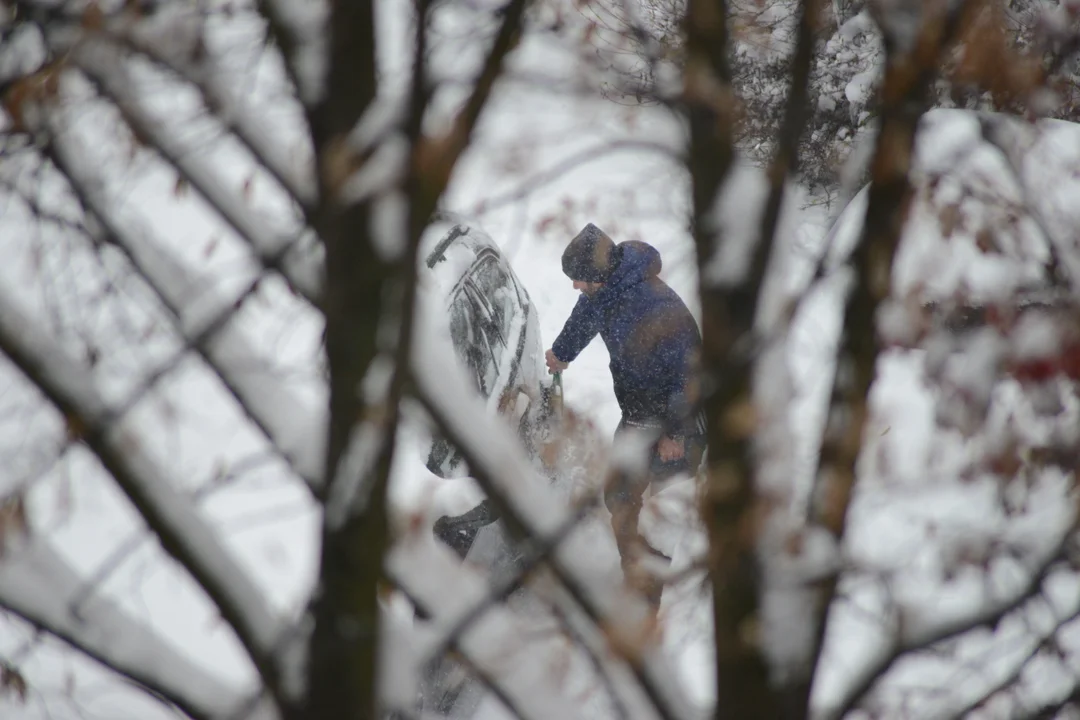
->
[657, 329, 702, 440]
[550, 293, 604, 365]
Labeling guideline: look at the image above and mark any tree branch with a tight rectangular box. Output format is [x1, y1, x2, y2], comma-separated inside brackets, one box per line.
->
[254, 0, 328, 109]
[977, 115, 1072, 290]
[387, 537, 591, 720]
[42, 127, 325, 493]
[102, 22, 316, 212]
[65, 38, 322, 304]
[475, 139, 680, 215]
[801, 2, 978, 713]
[754, 0, 820, 317]
[0, 283, 290, 712]
[682, 0, 782, 714]
[825, 527, 1075, 719]
[411, 0, 530, 216]
[0, 537, 268, 720]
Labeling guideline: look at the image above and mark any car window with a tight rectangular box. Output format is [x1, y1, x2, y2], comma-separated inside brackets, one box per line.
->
[469, 257, 518, 347]
[449, 294, 492, 396]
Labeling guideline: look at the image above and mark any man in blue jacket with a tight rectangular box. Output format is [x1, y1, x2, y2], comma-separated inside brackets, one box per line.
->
[546, 223, 705, 608]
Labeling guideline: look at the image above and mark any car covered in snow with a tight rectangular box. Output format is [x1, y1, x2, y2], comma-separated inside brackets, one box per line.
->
[417, 219, 554, 555]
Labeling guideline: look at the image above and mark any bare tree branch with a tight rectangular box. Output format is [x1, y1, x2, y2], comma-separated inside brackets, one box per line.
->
[801, 2, 979, 712]
[475, 138, 681, 215]
[0, 283, 291, 711]
[825, 527, 1077, 719]
[101, 22, 316, 211]
[65, 38, 323, 304]
[42, 124, 325, 493]
[0, 537, 267, 720]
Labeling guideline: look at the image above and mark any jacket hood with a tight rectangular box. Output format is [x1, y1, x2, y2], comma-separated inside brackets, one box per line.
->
[561, 224, 616, 282]
[608, 240, 662, 288]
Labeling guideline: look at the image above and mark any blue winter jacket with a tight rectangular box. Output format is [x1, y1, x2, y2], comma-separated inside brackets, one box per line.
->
[551, 241, 703, 437]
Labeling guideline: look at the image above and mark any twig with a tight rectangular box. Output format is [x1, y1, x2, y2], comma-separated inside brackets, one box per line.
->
[102, 23, 315, 210]
[826, 530, 1073, 720]
[0, 284, 290, 711]
[425, 496, 599, 663]
[474, 139, 680, 216]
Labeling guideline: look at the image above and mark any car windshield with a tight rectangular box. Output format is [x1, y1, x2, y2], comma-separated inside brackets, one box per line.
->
[469, 256, 518, 347]
[449, 294, 493, 396]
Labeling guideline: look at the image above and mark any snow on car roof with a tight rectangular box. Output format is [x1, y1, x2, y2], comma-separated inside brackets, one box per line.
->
[827, 109, 1080, 304]
[417, 217, 501, 304]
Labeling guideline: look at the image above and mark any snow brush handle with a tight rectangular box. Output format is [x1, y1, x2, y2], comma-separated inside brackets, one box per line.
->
[551, 371, 564, 417]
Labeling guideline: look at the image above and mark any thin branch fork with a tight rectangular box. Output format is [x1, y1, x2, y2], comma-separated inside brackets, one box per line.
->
[0, 284, 291, 712]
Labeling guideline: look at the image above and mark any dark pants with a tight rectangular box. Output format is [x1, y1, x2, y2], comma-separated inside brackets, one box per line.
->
[604, 420, 705, 608]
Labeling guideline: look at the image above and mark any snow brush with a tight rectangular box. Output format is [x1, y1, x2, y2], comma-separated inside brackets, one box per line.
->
[551, 370, 564, 418]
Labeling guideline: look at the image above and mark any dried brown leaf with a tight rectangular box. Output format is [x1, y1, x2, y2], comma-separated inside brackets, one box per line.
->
[0, 664, 28, 703]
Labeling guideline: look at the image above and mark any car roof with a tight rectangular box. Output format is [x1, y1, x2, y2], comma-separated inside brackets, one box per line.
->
[419, 218, 505, 301]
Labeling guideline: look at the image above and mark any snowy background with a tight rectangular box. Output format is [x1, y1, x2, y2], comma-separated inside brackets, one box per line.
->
[3, 0, 1080, 717]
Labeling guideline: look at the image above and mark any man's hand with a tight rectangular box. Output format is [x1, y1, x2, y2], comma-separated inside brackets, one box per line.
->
[657, 435, 684, 462]
[545, 349, 568, 375]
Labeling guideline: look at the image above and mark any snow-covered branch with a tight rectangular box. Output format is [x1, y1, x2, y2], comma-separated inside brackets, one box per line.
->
[0, 283, 291, 710]
[44, 117, 326, 492]
[64, 37, 323, 304]
[423, 500, 598, 662]
[0, 536, 273, 720]
[949, 601, 1080, 718]
[387, 537, 584, 720]
[801, 0, 978, 703]
[104, 17, 316, 211]
[826, 527, 1076, 720]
